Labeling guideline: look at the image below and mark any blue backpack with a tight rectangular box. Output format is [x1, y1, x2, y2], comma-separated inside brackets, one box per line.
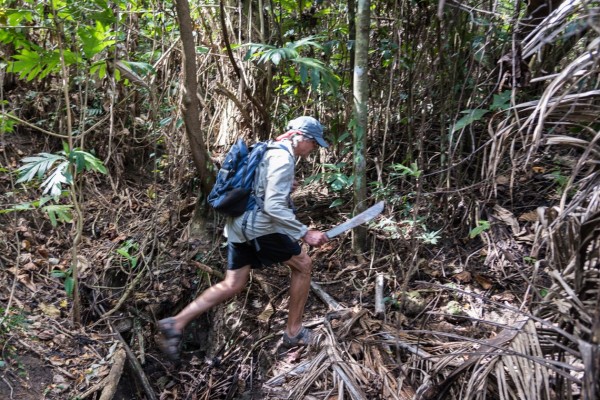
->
[208, 139, 285, 217]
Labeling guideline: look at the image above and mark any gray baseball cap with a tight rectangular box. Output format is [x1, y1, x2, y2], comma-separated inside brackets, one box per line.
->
[286, 116, 329, 148]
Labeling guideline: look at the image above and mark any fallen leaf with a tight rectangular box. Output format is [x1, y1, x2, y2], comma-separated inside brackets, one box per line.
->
[8, 268, 38, 292]
[516, 233, 535, 243]
[495, 175, 509, 185]
[491, 292, 516, 302]
[37, 246, 50, 258]
[518, 210, 538, 222]
[39, 303, 61, 318]
[76, 255, 90, 275]
[22, 262, 38, 271]
[474, 274, 493, 290]
[257, 302, 274, 322]
[492, 205, 520, 235]
[111, 233, 127, 243]
[38, 330, 55, 340]
[453, 271, 472, 283]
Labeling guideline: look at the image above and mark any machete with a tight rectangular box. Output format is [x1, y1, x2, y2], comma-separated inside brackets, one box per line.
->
[325, 201, 385, 239]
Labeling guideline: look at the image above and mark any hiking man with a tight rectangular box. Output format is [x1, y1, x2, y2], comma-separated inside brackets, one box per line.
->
[158, 116, 330, 361]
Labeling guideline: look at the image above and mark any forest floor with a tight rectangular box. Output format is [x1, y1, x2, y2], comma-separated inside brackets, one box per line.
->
[0, 131, 548, 399]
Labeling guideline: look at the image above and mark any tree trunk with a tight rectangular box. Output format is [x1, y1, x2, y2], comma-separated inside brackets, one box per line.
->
[351, 0, 370, 253]
[173, 0, 216, 232]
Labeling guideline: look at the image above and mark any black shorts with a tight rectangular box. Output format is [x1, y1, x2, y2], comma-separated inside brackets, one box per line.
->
[228, 233, 302, 270]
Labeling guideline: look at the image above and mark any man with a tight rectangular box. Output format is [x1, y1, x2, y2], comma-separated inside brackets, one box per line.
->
[158, 116, 330, 362]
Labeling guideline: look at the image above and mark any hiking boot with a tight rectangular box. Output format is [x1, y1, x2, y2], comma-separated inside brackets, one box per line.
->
[157, 318, 182, 363]
[282, 327, 317, 348]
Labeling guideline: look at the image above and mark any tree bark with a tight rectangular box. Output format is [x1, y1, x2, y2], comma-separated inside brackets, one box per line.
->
[351, 0, 370, 253]
[173, 0, 215, 223]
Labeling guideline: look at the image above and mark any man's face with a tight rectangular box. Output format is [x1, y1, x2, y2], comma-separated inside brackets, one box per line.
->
[296, 137, 318, 158]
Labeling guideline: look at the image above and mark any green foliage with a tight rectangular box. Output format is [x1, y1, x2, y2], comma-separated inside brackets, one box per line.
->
[0, 307, 26, 335]
[524, 256, 537, 265]
[12, 146, 106, 226]
[550, 169, 568, 194]
[0, 196, 73, 227]
[0, 307, 27, 364]
[451, 109, 489, 133]
[0, 109, 17, 134]
[417, 229, 442, 245]
[16, 146, 106, 197]
[115, 239, 140, 269]
[451, 91, 512, 133]
[390, 162, 421, 179]
[306, 162, 354, 194]
[16, 153, 69, 196]
[78, 21, 115, 59]
[469, 220, 491, 238]
[3, 0, 117, 82]
[243, 36, 340, 94]
[51, 268, 75, 297]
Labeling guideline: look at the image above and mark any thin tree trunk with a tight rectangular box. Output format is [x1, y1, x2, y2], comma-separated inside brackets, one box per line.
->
[173, 0, 216, 230]
[352, 0, 370, 253]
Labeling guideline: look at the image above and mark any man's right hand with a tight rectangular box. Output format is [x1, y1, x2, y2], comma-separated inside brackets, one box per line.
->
[303, 230, 329, 247]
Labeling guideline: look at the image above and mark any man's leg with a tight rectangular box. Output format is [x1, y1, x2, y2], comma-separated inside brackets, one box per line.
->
[284, 249, 313, 337]
[168, 265, 251, 333]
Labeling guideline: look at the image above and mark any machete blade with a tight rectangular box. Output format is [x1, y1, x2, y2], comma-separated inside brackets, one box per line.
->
[325, 201, 385, 239]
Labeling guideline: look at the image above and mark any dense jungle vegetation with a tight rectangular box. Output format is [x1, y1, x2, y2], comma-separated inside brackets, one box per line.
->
[1, 0, 599, 399]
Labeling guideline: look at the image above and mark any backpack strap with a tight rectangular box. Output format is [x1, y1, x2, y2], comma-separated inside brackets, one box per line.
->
[241, 141, 292, 247]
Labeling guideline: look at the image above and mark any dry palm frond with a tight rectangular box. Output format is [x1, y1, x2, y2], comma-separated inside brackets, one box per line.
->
[264, 311, 421, 399]
[522, 0, 594, 60]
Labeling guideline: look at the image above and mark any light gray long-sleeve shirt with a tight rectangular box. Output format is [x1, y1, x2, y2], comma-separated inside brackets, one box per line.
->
[224, 140, 308, 243]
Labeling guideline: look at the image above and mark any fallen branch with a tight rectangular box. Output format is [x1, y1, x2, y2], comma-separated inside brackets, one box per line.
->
[375, 273, 385, 317]
[99, 347, 127, 400]
[311, 281, 343, 310]
[192, 260, 225, 280]
[111, 327, 157, 400]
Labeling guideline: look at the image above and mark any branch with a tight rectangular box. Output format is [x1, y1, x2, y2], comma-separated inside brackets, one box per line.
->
[218, 0, 268, 120]
[0, 112, 79, 139]
[310, 281, 343, 310]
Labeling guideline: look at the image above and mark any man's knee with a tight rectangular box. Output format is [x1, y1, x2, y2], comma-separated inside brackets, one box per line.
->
[222, 267, 250, 293]
[222, 278, 246, 294]
[287, 252, 313, 275]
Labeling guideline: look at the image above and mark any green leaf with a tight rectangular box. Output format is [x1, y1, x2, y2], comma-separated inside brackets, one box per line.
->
[119, 60, 156, 77]
[7, 10, 33, 26]
[16, 153, 66, 183]
[469, 220, 490, 238]
[390, 162, 421, 178]
[42, 204, 73, 226]
[490, 90, 512, 111]
[451, 109, 489, 133]
[40, 161, 70, 196]
[78, 21, 115, 59]
[329, 199, 344, 208]
[9, 49, 43, 81]
[90, 60, 108, 78]
[64, 276, 74, 297]
[0, 202, 34, 214]
[116, 248, 130, 258]
[51, 270, 67, 278]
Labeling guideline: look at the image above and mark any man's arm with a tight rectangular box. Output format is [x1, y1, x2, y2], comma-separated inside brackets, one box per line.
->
[262, 153, 308, 240]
